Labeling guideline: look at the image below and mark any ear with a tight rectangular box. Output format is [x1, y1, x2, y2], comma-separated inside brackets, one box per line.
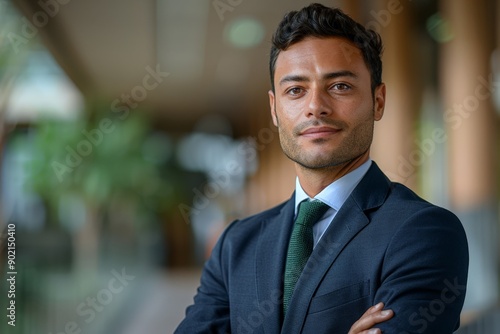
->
[268, 90, 278, 127]
[373, 83, 385, 121]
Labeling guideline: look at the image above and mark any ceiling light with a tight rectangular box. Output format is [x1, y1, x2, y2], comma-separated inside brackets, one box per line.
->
[225, 17, 265, 49]
[426, 13, 454, 43]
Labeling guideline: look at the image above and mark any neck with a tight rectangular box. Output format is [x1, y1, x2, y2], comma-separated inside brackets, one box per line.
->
[296, 151, 370, 197]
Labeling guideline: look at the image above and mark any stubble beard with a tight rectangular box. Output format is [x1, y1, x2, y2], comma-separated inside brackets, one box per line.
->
[276, 109, 375, 171]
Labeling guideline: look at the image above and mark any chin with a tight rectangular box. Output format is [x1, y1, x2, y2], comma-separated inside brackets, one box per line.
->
[296, 156, 340, 169]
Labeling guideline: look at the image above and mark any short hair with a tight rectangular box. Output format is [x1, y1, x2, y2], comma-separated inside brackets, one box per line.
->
[270, 3, 383, 93]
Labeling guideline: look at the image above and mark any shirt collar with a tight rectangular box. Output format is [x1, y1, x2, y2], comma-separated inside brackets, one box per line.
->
[294, 159, 372, 214]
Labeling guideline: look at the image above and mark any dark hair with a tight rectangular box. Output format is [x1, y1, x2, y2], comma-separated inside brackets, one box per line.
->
[270, 3, 383, 93]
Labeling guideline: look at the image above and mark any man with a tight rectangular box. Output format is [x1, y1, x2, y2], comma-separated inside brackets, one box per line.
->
[176, 3, 468, 333]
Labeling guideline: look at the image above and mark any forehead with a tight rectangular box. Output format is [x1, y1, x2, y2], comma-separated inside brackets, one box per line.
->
[274, 37, 368, 79]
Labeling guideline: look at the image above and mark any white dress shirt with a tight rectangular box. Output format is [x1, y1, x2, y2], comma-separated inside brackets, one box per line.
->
[294, 159, 372, 247]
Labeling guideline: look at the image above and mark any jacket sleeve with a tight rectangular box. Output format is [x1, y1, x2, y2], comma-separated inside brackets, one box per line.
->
[174, 224, 232, 334]
[374, 206, 469, 333]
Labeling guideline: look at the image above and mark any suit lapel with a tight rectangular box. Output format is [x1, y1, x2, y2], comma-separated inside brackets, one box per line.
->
[281, 163, 391, 332]
[255, 196, 295, 334]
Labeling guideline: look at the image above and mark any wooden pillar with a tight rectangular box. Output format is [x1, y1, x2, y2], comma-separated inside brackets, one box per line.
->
[243, 96, 295, 215]
[369, 0, 422, 191]
[341, 0, 362, 21]
[440, 0, 498, 310]
[441, 1, 496, 209]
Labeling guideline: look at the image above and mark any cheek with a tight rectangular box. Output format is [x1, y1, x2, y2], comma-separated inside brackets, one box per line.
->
[275, 102, 299, 125]
[339, 100, 373, 122]
[277, 97, 305, 117]
[277, 117, 294, 134]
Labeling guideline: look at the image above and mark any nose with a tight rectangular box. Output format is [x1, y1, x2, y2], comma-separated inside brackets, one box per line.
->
[306, 87, 332, 118]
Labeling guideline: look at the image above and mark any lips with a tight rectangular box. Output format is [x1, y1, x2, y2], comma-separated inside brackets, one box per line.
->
[300, 126, 340, 137]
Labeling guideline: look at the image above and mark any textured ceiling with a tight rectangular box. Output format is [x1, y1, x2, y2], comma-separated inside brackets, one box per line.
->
[13, 0, 353, 127]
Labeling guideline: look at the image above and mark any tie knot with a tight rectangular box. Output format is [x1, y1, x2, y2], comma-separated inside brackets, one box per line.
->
[295, 200, 330, 227]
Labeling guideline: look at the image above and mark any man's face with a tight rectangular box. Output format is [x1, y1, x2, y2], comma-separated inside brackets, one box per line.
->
[269, 37, 385, 170]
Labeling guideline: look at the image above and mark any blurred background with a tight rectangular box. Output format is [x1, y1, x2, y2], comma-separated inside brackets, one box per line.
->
[0, 0, 498, 333]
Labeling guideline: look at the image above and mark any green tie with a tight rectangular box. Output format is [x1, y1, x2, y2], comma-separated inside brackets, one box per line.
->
[283, 199, 330, 316]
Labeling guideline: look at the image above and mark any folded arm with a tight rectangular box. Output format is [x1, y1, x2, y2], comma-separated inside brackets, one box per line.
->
[372, 206, 469, 333]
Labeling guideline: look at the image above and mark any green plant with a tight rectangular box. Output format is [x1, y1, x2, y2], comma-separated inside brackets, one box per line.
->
[24, 111, 178, 229]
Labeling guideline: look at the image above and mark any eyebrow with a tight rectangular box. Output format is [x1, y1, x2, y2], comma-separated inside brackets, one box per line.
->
[278, 70, 358, 87]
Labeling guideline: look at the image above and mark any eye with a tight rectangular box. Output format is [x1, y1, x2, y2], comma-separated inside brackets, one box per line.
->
[331, 83, 351, 91]
[286, 87, 304, 96]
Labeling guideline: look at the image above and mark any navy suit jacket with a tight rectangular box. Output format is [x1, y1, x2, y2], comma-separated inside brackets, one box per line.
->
[176, 163, 469, 333]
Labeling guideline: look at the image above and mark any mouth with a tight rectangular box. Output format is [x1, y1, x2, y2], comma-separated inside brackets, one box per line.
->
[299, 126, 341, 138]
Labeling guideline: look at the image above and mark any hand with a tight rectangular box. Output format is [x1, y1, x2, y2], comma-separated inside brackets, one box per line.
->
[348, 302, 394, 334]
